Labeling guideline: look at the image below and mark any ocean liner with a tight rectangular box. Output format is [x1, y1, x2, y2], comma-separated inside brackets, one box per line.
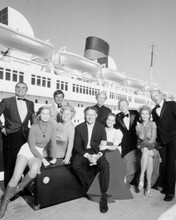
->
[0, 6, 173, 178]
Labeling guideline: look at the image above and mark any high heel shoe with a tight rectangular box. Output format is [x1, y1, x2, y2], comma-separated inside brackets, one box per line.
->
[145, 183, 151, 197]
[138, 179, 144, 191]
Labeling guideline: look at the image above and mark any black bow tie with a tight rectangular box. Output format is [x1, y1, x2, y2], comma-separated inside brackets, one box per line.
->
[57, 104, 62, 109]
[17, 98, 26, 101]
[156, 104, 160, 108]
[123, 113, 129, 118]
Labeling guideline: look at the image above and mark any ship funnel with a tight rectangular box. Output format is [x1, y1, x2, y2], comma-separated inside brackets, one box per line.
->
[84, 36, 109, 60]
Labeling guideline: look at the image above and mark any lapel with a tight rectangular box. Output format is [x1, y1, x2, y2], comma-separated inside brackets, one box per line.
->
[82, 122, 88, 148]
[12, 97, 22, 123]
[118, 113, 128, 130]
[160, 101, 167, 118]
[129, 111, 135, 129]
[23, 99, 30, 122]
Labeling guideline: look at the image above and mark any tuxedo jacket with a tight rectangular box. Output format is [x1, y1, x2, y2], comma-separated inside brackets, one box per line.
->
[114, 110, 139, 157]
[0, 96, 35, 137]
[50, 103, 62, 125]
[73, 121, 106, 156]
[152, 101, 176, 145]
[93, 104, 111, 125]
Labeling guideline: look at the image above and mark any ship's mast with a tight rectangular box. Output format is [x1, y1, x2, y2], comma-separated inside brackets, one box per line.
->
[149, 43, 156, 84]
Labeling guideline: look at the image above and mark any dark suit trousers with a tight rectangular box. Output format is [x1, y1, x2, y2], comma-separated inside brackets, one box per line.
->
[162, 137, 176, 195]
[2, 130, 27, 188]
[72, 153, 110, 194]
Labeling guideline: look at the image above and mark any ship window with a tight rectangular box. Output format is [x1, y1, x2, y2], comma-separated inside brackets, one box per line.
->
[61, 81, 64, 90]
[81, 104, 83, 107]
[76, 85, 79, 93]
[80, 85, 82, 93]
[19, 72, 24, 83]
[65, 82, 68, 91]
[0, 68, 3, 79]
[37, 76, 41, 86]
[45, 100, 48, 104]
[35, 99, 38, 103]
[42, 77, 46, 87]
[95, 89, 97, 96]
[86, 87, 88, 94]
[89, 88, 91, 95]
[92, 88, 95, 96]
[83, 86, 85, 94]
[47, 78, 51, 88]
[5, 69, 10, 81]
[56, 80, 60, 89]
[73, 84, 75, 92]
[12, 74, 17, 82]
[78, 104, 80, 107]
[31, 75, 35, 85]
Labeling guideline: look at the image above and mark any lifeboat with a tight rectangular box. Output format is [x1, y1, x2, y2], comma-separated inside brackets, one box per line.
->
[0, 23, 54, 61]
[101, 68, 127, 83]
[126, 77, 146, 90]
[59, 50, 101, 74]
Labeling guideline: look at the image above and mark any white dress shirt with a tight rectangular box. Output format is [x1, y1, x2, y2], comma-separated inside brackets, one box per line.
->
[123, 111, 130, 130]
[156, 99, 164, 117]
[16, 96, 27, 122]
[86, 122, 95, 149]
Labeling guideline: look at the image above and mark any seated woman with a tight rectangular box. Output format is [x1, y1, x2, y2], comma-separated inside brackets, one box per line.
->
[88, 113, 133, 201]
[56, 104, 76, 164]
[136, 105, 160, 196]
[0, 106, 56, 218]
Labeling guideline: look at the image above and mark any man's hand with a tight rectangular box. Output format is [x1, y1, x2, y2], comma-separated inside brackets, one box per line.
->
[1, 128, 7, 136]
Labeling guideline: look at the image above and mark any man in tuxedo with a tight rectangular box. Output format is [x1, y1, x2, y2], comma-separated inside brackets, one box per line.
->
[93, 91, 111, 125]
[0, 82, 35, 188]
[72, 106, 110, 213]
[151, 90, 176, 202]
[114, 99, 139, 158]
[50, 90, 64, 125]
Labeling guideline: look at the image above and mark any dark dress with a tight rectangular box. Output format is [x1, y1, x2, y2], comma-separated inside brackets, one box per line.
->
[88, 128, 133, 201]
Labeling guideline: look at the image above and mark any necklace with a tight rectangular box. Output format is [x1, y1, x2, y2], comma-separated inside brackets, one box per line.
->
[38, 121, 48, 138]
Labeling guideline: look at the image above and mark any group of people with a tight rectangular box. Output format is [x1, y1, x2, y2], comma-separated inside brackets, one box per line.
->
[0, 82, 175, 217]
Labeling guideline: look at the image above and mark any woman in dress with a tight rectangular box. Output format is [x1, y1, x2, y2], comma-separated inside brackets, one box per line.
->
[136, 105, 160, 196]
[56, 104, 76, 164]
[88, 113, 133, 201]
[0, 106, 56, 218]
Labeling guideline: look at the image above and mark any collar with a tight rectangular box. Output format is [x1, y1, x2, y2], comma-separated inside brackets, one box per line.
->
[86, 122, 95, 127]
[158, 99, 164, 108]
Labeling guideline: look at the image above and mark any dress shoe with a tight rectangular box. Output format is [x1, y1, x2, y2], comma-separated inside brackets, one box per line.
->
[160, 189, 166, 194]
[163, 194, 174, 202]
[100, 194, 108, 213]
[84, 194, 93, 201]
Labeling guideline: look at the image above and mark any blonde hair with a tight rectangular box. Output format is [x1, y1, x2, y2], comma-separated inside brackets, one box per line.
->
[60, 104, 76, 119]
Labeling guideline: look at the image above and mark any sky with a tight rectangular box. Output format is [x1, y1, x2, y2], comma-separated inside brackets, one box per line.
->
[1, 0, 176, 95]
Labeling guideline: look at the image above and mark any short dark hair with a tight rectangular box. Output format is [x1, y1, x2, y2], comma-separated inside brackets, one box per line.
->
[53, 90, 64, 98]
[15, 82, 28, 91]
[84, 106, 98, 114]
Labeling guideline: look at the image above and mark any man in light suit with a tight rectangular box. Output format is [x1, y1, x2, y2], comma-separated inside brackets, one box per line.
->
[0, 82, 35, 188]
[50, 90, 64, 125]
[114, 99, 139, 158]
[93, 91, 111, 125]
[151, 90, 176, 201]
[72, 106, 110, 213]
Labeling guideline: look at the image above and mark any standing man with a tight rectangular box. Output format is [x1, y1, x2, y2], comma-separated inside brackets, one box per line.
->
[151, 90, 176, 201]
[72, 106, 110, 213]
[50, 90, 65, 125]
[93, 91, 111, 125]
[114, 99, 139, 158]
[0, 82, 35, 188]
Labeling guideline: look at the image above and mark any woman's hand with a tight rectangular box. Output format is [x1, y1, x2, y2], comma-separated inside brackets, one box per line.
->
[99, 140, 107, 150]
[62, 157, 71, 165]
[42, 158, 50, 167]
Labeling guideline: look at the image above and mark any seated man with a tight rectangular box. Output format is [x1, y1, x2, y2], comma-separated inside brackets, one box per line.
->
[72, 106, 110, 213]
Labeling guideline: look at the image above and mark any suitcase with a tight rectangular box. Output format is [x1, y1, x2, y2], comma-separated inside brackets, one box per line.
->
[33, 160, 95, 210]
